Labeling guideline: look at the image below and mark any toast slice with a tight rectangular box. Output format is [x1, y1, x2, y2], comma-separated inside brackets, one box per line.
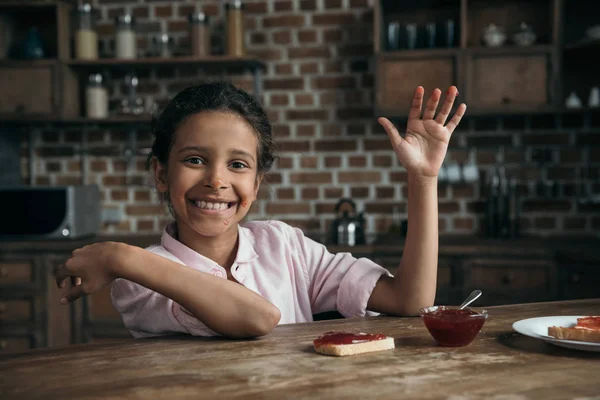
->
[313, 331, 395, 357]
[548, 326, 600, 344]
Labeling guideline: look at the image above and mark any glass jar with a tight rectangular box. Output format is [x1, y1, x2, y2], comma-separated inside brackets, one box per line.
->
[226, 0, 244, 57]
[152, 33, 173, 58]
[115, 14, 136, 59]
[189, 11, 210, 57]
[74, 3, 98, 59]
[86, 73, 108, 119]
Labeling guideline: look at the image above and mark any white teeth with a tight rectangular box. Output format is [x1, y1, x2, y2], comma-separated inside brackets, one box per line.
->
[195, 201, 229, 211]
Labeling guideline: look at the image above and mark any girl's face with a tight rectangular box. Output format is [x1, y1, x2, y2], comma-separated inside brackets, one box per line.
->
[153, 111, 262, 239]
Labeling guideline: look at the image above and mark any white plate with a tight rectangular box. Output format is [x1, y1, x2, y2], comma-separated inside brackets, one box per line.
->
[512, 316, 600, 353]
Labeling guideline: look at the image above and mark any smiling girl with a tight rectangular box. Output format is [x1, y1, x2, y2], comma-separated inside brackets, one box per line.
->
[55, 81, 466, 339]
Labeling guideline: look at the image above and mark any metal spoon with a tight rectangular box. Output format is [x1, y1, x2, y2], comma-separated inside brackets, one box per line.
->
[459, 290, 482, 310]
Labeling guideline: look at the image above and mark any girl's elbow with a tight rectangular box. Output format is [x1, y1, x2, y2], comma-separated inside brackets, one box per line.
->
[253, 305, 281, 337]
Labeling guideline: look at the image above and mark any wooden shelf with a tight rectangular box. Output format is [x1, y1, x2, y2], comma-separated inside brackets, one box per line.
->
[0, 114, 151, 125]
[0, 59, 60, 67]
[466, 44, 555, 56]
[375, 105, 600, 119]
[378, 48, 460, 60]
[67, 56, 265, 71]
[564, 37, 600, 51]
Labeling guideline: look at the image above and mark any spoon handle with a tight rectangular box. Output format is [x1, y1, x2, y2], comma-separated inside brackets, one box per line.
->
[459, 289, 482, 309]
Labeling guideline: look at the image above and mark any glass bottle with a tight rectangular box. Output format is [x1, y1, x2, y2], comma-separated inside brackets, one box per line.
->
[115, 14, 136, 59]
[86, 73, 108, 119]
[74, 3, 98, 60]
[189, 11, 210, 57]
[226, 0, 244, 57]
[152, 33, 173, 58]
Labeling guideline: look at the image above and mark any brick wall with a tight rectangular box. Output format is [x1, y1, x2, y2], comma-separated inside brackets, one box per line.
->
[25, 0, 600, 241]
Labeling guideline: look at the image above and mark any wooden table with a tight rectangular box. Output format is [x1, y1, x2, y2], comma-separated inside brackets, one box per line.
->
[1, 299, 599, 399]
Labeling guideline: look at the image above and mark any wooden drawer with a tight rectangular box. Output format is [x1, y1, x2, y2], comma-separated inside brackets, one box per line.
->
[466, 258, 553, 289]
[0, 300, 32, 322]
[0, 337, 33, 355]
[88, 286, 122, 321]
[560, 266, 600, 300]
[0, 60, 78, 117]
[0, 261, 33, 285]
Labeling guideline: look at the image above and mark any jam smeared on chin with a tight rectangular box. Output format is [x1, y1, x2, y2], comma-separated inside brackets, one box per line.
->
[313, 331, 387, 346]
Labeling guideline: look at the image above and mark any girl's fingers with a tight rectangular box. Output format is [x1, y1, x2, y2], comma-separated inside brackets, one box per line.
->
[408, 86, 425, 120]
[61, 284, 84, 304]
[445, 103, 467, 134]
[435, 86, 459, 125]
[422, 88, 441, 120]
[377, 117, 402, 146]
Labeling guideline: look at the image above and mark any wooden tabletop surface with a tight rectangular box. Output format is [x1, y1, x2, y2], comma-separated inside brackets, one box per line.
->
[1, 299, 599, 399]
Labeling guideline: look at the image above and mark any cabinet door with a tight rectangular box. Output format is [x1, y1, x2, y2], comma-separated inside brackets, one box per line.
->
[83, 286, 130, 343]
[0, 63, 56, 115]
[464, 257, 556, 306]
[0, 336, 34, 355]
[376, 55, 457, 112]
[44, 256, 75, 348]
[559, 266, 600, 300]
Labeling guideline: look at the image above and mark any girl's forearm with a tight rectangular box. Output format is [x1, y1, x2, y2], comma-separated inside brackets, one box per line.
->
[116, 245, 281, 338]
[394, 174, 439, 315]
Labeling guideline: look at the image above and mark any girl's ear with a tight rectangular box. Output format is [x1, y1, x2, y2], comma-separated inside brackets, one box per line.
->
[152, 157, 168, 193]
[253, 174, 264, 200]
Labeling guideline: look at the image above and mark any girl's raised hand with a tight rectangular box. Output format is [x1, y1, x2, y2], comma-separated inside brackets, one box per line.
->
[378, 86, 466, 179]
[54, 242, 126, 304]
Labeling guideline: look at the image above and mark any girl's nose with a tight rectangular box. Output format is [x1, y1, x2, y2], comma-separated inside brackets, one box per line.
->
[203, 167, 229, 190]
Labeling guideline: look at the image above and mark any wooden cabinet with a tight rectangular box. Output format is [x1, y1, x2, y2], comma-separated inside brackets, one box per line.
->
[373, 0, 576, 115]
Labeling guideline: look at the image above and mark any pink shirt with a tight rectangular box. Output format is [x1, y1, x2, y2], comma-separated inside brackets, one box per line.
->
[111, 220, 392, 338]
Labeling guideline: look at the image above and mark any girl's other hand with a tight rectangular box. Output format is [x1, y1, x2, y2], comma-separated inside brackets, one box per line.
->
[378, 86, 466, 180]
[54, 242, 127, 304]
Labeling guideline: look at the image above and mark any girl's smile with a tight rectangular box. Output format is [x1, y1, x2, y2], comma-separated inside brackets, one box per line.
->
[187, 197, 237, 217]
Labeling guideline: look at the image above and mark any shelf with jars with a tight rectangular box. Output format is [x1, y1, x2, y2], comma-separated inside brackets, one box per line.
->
[373, 0, 598, 118]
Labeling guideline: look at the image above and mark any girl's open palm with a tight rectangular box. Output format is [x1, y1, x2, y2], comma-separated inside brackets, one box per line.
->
[378, 86, 466, 178]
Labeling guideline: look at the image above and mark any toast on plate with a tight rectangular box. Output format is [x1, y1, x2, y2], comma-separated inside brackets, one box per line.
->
[313, 331, 395, 357]
[547, 316, 600, 343]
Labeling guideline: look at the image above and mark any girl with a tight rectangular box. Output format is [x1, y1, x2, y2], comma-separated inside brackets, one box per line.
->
[55, 82, 466, 339]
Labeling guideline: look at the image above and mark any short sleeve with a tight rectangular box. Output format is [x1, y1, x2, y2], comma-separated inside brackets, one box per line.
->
[292, 227, 393, 318]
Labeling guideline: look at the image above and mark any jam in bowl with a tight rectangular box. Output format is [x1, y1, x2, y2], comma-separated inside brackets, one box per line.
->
[419, 305, 488, 347]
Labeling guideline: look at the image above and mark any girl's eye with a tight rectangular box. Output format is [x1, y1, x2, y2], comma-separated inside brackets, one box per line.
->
[185, 157, 204, 165]
[230, 161, 248, 169]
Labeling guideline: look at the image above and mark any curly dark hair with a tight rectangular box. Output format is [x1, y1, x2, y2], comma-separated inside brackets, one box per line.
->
[148, 81, 278, 175]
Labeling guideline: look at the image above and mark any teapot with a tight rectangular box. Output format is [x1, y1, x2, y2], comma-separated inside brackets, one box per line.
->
[482, 24, 506, 47]
[329, 198, 366, 246]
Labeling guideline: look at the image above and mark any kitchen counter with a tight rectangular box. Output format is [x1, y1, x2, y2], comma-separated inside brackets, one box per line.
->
[1, 299, 598, 399]
[1, 234, 599, 261]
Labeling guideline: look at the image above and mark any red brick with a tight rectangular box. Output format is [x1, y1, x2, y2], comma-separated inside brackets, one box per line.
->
[325, 188, 344, 199]
[351, 187, 370, 198]
[563, 217, 586, 230]
[312, 12, 355, 25]
[154, 5, 172, 17]
[250, 32, 267, 45]
[534, 217, 557, 229]
[339, 171, 380, 183]
[277, 157, 294, 169]
[322, 124, 342, 136]
[264, 78, 304, 90]
[277, 139, 310, 152]
[452, 184, 476, 198]
[522, 133, 570, 145]
[132, 6, 149, 18]
[90, 160, 107, 172]
[137, 220, 155, 231]
[295, 94, 314, 106]
[300, 62, 319, 74]
[126, 205, 165, 216]
[348, 155, 367, 167]
[323, 28, 343, 42]
[286, 110, 329, 120]
[300, 0, 317, 10]
[365, 139, 391, 151]
[298, 29, 317, 43]
[302, 187, 319, 199]
[288, 46, 331, 59]
[522, 200, 572, 212]
[263, 15, 305, 28]
[177, 4, 195, 17]
[291, 172, 332, 184]
[274, 0, 293, 11]
[270, 94, 289, 106]
[325, 156, 342, 167]
[300, 156, 318, 168]
[439, 202, 460, 213]
[297, 124, 316, 136]
[274, 63, 293, 74]
[313, 76, 356, 89]
[350, 0, 368, 7]
[365, 202, 403, 214]
[373, 155, 393, 167]
[314, 140, 357, 152]
[265, 172, 283, 184]
[376, 187, 395, 198]
[277, 188, 295, 200]
[324, 0, 343, 8]
[453, 217, 474, 230]
[348, 123, 367, 135]
[135, 190, 151, 201]
[272, 31, 292, 44]
[267, 203, 311, 214]
[324, 61, 343, 73]
[273, 124, 291, 137]
[337, 108, 373, 119]
[111, 190, 129, 201]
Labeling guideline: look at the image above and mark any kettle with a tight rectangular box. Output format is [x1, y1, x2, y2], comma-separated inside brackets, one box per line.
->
[330, 198, 366, 246]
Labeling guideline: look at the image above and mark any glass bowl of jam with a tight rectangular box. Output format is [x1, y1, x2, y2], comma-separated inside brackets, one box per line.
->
[419, 306, 488, 347]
